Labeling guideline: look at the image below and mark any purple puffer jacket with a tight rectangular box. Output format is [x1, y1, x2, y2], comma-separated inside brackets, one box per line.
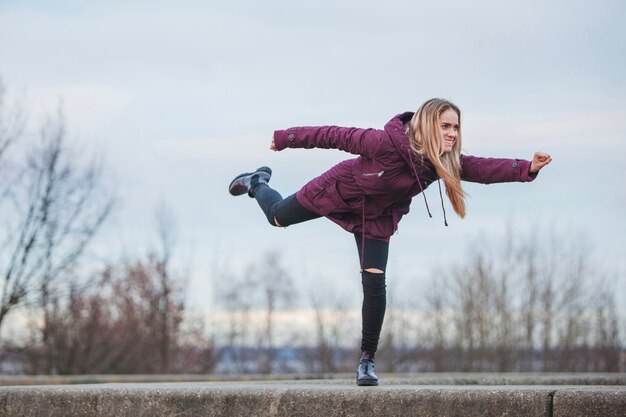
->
[273, 112, 537, 241]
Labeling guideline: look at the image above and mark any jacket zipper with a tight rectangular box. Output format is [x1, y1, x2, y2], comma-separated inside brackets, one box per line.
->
[362, 170, 385, 177]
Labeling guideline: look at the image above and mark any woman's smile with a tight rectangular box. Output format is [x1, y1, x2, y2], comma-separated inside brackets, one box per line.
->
[439, 108, 459, 152]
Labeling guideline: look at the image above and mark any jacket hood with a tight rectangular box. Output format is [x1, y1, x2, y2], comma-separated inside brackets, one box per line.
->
[385, 112, 420, 174]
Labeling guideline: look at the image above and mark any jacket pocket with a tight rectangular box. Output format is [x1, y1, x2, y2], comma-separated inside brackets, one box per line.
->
[310, 181, 350, 215]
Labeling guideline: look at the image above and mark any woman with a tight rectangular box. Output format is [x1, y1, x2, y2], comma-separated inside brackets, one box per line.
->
[228, 98, 552, 386]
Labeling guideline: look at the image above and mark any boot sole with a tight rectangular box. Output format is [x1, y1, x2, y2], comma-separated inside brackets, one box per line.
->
[228, 167, 272, 196]
[356, 370, 379, 386]
[228, 172, 252, 196]
[356, 378, 379, 386]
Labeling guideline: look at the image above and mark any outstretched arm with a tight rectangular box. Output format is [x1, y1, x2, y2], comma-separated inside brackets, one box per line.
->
[271, 126, 384, 159]
[461, 151, 551, 184]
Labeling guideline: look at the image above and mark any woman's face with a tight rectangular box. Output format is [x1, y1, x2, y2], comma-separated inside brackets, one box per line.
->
[439, 108, 459, 153]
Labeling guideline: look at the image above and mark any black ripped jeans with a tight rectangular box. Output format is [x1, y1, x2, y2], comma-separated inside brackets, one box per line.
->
[253, 183, 389, 353]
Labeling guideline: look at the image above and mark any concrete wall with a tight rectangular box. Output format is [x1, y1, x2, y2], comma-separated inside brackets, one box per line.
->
[2, 372, 626, 386]
[0, 378, 625, 417]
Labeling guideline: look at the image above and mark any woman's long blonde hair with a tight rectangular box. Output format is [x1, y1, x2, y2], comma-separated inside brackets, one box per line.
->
[408, 98, 466, 218]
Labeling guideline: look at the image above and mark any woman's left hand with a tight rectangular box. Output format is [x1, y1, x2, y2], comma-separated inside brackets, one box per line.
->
[529, 151, 552, 173]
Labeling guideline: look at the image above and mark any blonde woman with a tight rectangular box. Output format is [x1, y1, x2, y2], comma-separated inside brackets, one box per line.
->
[228, 98, 552, 385]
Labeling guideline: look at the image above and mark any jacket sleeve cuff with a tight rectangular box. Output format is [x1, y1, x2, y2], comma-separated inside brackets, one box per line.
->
[518, 159, 538, 182]
[273, 129, 299, 151]
[273, 130, 287, 151]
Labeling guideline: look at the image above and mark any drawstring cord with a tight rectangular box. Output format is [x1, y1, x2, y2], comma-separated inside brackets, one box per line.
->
[437, 179, 449, 227]
[408, 150, 432, 218]
[408, 147, 449, 227]
[361, 198, 365, 271]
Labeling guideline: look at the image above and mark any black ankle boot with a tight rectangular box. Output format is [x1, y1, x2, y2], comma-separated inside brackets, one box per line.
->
[228, 166, 272, 197]
[356, 351, 378, 386]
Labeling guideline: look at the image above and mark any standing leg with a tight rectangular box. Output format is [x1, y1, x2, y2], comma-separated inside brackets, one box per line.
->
[354, 234, 389, 386]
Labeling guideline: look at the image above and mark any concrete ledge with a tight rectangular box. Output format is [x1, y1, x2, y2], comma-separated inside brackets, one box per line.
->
[2, 372, 626, 386]
[553, 387, 626, 417]
[1, 380, 625, 417]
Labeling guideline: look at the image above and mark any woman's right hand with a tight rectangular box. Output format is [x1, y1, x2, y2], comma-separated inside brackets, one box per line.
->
[270, 137, 277, 151]
[529, 151, 552, 173]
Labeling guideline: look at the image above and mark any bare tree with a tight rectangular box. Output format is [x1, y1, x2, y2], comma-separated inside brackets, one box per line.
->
[447, 253, 498, 371]
[377, 276, 417, 373]
[11, 244, 187, 375]
[0, 78, 24, 163]
[252, 252, 295, 373]
[0, 107, 114, 333]
[419, 226, 623, 372]
[519, 240, 539, 371]
[422, 271, 450, 371]
[216, 267, 256, 373]
[175, 313, 220, 373]
[308, 289, 353, 373]
[214, 252, 296, 374]
[590, 283, 621, 371]
[153, 202, 179, 373]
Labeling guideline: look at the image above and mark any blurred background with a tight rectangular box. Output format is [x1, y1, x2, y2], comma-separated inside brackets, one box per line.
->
[0, 0, 624, 375]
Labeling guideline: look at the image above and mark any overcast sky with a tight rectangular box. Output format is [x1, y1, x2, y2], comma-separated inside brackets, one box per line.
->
[1, 0, 625, 312]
